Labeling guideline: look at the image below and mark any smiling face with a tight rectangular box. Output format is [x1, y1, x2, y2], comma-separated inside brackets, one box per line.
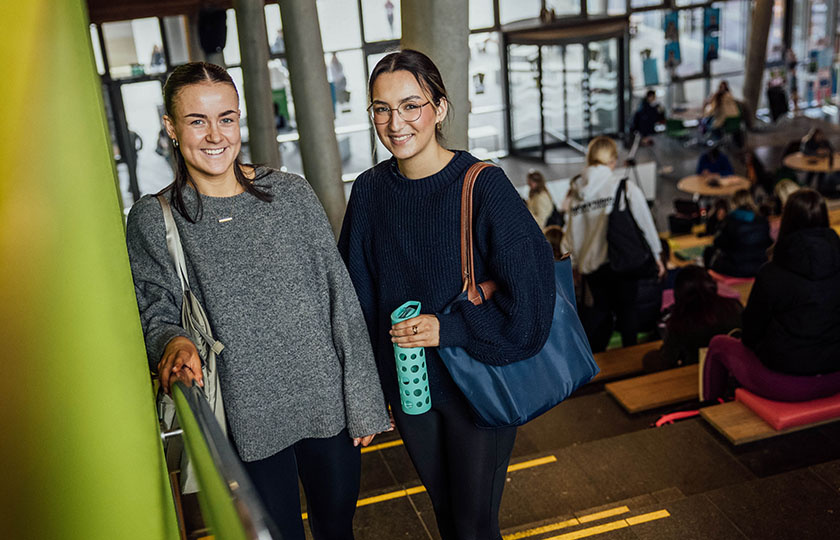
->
[164, 81, 241, 187]
[370, 70, 447, 168]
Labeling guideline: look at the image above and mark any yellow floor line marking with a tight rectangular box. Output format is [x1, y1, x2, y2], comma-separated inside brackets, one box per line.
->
[577, 505, 630, 523]
[503, 518, 581, 540]
[507, 455, 557, 471]
[503, 506, 629, 540]
[304, 454, 556, 520]
[625, 509, 670, 525]
[544, 510, 671, 540]
[360, 439, 404, 454]
[547, 520, 628, 540]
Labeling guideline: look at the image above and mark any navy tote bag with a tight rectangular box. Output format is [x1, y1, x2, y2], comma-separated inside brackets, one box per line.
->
[438, 163, 599, 428]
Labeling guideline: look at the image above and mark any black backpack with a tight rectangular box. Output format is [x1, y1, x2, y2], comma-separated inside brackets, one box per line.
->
[607, 179, 656, 277]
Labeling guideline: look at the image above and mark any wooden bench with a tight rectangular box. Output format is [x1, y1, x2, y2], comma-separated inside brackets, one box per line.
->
[590, 341, 662, 383]
[605, 364, 699, 413]
[700, 400, 840, 445]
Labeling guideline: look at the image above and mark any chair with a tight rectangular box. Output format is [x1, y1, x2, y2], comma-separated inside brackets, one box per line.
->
[665, 118, 689, 140]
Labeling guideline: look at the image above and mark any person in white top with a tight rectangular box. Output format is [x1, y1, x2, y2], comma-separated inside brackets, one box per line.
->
[562, 136, 665, 352]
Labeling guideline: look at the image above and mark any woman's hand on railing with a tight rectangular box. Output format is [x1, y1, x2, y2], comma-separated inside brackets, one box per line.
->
[158, 336, 203, 394]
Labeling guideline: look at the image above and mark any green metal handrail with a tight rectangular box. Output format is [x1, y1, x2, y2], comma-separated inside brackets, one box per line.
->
[170, 381, 279, 540]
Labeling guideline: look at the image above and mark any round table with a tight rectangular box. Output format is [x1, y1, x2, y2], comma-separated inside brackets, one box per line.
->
[677, 175, 751, 198]
[782, 152, 840, 173]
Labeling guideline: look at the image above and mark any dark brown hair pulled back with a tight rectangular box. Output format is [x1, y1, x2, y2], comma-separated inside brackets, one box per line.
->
[368, 49, 451, 144]
[162, 61, 271, 222]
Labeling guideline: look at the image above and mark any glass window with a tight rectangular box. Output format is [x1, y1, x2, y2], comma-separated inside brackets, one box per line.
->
[712, 1, 748, 76]
[631, 0, 662, 8]
[223, 9, 241, 66]
[318, 0, 362, 51]
[102, 18, 164, 78]
[361, 0, 400, 42]
[89, 24, 105, 75]
[119, 80, 170, 197]
[629, 11, 665, 91]
[546, 0, 580, 18]
[162, 16, 190, 66]
[588, 0, 626, 16]
[265, 4, 285, 55]
[675, 8, 704, 78]
[768, 0, 785, 64]
[499, 0, 541, 25]
[469, 32, 505, 156]
[470, 0, 495, 30]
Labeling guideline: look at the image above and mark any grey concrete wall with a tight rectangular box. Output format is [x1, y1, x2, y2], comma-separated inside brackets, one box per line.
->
[279, 0, 346, 236]
[234, 0, 282, 168]
[401, 0, 470, 150]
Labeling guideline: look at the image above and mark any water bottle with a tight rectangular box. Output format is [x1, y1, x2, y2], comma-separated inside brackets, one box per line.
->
[390, 301, 431, 415]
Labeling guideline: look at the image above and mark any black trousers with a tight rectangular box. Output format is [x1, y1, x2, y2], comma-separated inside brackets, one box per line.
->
[241, 428, 360, 540]
[393, 394, 517, 540]
[581, 264, 645, 352]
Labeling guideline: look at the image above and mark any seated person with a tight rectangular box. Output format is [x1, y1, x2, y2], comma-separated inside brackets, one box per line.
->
[630, 90, 665, 142]
[800, 127, 834, 157]
[703, 190, 773, 277]
[703, 81, 741, 130]
[644, 265, 742, 372]
[703, 198, 729, 236]
[696, 146, 734, 177]
[702, 189, 840, 401]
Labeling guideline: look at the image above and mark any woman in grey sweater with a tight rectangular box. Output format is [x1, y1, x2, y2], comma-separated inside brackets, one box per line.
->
[126, 62, 389, 540]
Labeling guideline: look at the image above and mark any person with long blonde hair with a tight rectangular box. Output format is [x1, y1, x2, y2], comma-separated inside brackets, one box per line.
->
[562, 136, 664, 352]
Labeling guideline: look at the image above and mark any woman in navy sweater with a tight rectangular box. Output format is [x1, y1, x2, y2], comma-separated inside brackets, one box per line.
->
[338, 50, 555, 540]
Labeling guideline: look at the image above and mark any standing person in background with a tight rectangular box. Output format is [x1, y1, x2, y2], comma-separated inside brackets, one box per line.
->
[125, 62, 389, 540]
[339, 49, 555, 540]
[563, 136, 665, 352]
[526, 169, 557, 228]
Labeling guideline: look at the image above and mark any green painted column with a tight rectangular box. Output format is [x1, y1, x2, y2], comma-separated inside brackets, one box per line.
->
[0, 2, 179, 539]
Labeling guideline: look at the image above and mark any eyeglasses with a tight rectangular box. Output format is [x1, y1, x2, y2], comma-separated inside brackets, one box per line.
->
[367, 101, 431, 125]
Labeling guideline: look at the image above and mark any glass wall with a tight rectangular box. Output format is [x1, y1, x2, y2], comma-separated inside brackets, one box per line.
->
[94, 0, 834, 204]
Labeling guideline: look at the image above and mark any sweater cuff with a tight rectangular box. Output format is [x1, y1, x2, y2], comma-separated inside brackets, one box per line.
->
[437, 312, 470, 348]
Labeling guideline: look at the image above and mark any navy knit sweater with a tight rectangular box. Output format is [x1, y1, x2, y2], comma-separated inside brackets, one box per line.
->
[338, 151, 555, 406]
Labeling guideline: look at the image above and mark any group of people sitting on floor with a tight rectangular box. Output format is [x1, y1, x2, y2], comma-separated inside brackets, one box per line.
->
[527, 134, 840, 410]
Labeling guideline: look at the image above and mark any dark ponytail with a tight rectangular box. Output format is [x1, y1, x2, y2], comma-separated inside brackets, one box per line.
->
[161, 62, 271, 222]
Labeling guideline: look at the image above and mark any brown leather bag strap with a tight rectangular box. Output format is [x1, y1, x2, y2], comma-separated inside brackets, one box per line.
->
[460, 162, 494, 304]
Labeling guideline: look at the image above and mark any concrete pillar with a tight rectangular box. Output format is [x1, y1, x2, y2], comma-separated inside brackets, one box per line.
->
[743, 0, 774, 119]
[401, 0, 470, 150]
[278, 0, 346, 236]
[233, 0, 282, 169]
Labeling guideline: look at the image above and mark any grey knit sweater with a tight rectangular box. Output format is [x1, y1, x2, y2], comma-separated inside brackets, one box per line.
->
[126, 169, 389, 461]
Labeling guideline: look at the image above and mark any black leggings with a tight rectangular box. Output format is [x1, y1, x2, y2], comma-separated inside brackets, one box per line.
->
[581, 264, 643, 352]
[393, 395, 517, 540]
[241, 428, 360, 540]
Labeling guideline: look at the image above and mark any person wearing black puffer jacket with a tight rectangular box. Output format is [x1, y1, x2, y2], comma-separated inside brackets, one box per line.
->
[704, 189, 772, 278]
[702, 189, 840, 402]
[742, 189, 840, 375]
